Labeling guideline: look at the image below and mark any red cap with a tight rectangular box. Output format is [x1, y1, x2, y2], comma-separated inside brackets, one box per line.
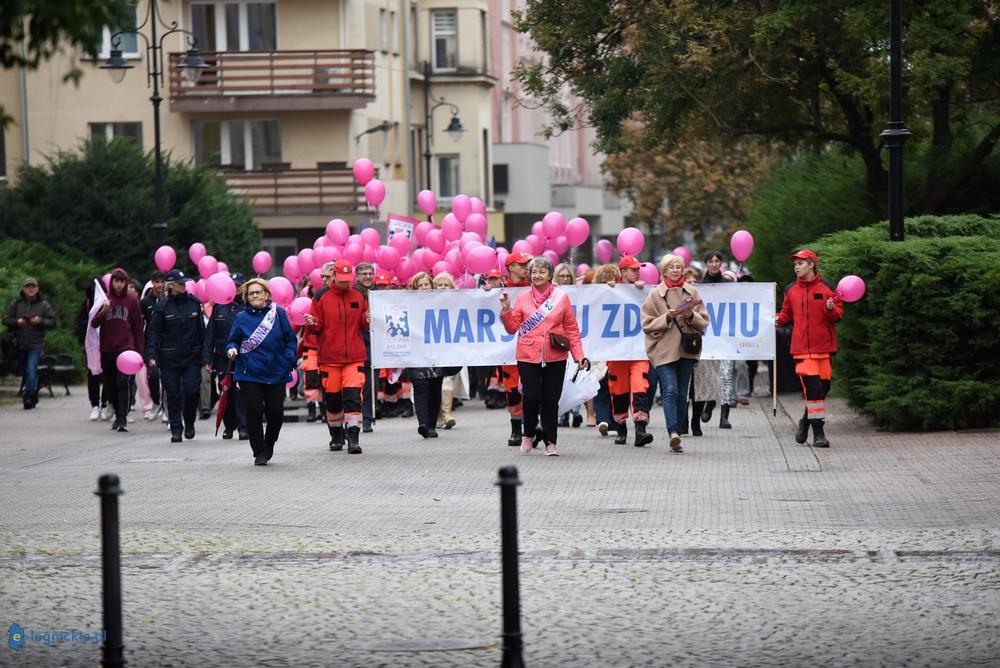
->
[504, 251, 532, 267]
[333, 260, 354, 276]
[618, 256, 644, 270]
[486, 269, 501, 279]
[374, 273, 391, 286]
[789, 249, 818, 263]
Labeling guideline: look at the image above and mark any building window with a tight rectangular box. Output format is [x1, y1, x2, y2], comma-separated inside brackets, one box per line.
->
[480, 10, 488, 73]
[97, 5, 139, 58]
[411, 7, 419, 68]
[431, 9, 457, 72]
[437, 154, 460, 198]
[259, 238, 297, 278]
[191, 2, 276, 52]
[493, 164, 508, 195]
[193, 119, 281, 170]
[89, 122, 143, 147]
[391, 10, 399, 53]
[379, 9, 388, 52]
[0, 129, 6, 180]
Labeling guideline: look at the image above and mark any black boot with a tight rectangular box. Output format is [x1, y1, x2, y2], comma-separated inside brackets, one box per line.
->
[346, 426, 362, 454]
[810, 419, 830, 447]
[795, 409, 809, 444]
[691, 402, 704, 436]
[719, 404, 732, 429]
[678, 410, 689, 435]
[399, 399, 414, 418]
[329, 425, 344, 451]
[614, 422, 628, 445]
[507, 419, 522, 447]
[701, 401, 715, 423]
[633, 421, 653, 447]
[306, 401, 318, 423]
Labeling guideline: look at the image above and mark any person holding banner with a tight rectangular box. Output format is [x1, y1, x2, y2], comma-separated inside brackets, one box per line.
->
[701, 250, 738, 430]
[407, 272, 445, 438]
[500, 257, 588, 456]
[305, 260, 369, 455]
[641, 254, 710, 453]
[226, 279, 297, 465]
[775, 249, 843, 448]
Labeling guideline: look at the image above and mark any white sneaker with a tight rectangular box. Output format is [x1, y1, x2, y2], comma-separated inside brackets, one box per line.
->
[127, 413, 136, 423]
[161, 410, 169, 424]
[89, 406, 101, 421]
[99, 406, 112, 421]
[143, 410, 153, 421]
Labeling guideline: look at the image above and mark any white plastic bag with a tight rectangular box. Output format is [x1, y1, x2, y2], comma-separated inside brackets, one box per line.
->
[558, 365, 601, 415]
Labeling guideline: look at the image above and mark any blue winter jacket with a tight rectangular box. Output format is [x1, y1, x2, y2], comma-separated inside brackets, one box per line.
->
[225, 301, 297, 385]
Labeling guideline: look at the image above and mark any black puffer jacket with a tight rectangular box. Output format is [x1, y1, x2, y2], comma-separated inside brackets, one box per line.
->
[147, 292, 204, 368]
[202, 299, 243, 372]
[4, 290, 56, 350]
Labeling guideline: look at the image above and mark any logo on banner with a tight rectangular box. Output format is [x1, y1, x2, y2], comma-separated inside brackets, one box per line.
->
[383, 304, 411, 356]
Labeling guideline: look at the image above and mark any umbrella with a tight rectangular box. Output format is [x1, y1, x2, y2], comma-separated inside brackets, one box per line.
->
[215, 358, 235, 437]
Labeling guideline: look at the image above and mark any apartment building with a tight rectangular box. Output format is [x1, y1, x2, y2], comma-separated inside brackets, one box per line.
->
[488, 0, 631, 262]
[0, 0, 503, 258]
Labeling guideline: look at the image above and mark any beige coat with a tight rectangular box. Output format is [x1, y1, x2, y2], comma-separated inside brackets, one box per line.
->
[641, 282, 710, 367]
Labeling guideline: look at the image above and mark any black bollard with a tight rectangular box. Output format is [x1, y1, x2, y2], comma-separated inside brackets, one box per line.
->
[96, 474, 124, 667]
[496, 466, 525, 668]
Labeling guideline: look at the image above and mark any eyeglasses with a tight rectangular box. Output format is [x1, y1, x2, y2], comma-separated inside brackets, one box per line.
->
[320, 274, 332, 280]
[246, 290, 266, 297]
[357, 272, 374, 278]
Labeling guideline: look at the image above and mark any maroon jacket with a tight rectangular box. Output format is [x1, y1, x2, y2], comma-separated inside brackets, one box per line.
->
[775, 273, 843, 356]
[91, 271, 145, 355]
[309, 284, 368, 365]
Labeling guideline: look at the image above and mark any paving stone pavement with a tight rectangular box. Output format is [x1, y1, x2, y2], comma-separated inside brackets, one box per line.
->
[1, 387, 998, 667]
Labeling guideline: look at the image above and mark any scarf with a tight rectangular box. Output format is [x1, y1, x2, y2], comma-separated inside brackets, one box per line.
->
[662, 277, 686, 289]
[531, 283, 554, 306]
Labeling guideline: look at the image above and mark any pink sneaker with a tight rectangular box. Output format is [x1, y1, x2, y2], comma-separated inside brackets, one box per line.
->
[520, 436, 533, 454]
[545, 442, 559, 456]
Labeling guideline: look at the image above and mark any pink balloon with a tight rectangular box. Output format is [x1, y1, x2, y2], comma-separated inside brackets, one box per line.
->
[297, 248, 316, 273]
[217, 262, 229, 275]
[313, 236, 327, 250]
[389, 234, 410, 255]
[542, 250, 560, 265]
[342, 243, 363, 264]
[456, 274, 478, 289]
[425, 228, 446, 254]
[576, 263, 590, 276]
[469, 197, 486, 215]
[299, 287, 310, 297]
[496, 248, 509, 272]
[466, 245, 498, 274]
[566, 217, 590, 247]
[397, 257, 417, 281]
[252, 251, 272, 275]
[525, 234, 546, 255]
[836, 275, 866, 302]
[353, 158, 375, 185]
[547, 236, 569, 257]
[206, 272, 237, 304]
[377, 245, 401, 270]
[268, 276, 294, 308]
[197, 255, 218, 280]
[511, 240, 533, 256]
[192, 279, 206, 302]
[348, 234, 362, 246]
[639, 263, 660, 284]
[531, 221, 544, 237]
[309, 268, 324, 290]
[364, 179, 386, 208]
[286, 368, 299, 390]
[730, 230, 754, 262]
[360, 227, 381, 247]
[431, 261, 452, 277]
[282, 256, 301, 281]
[154, 246, 176, 272]
[542, 211, 566, 238]
[326, 246, 343, 262]
[445, 248, 463, 270]
[288, 297, 313, 326]
[672, 246, 693, 267]
[415, 221, 434, 245]
[460, 231, 484, 246]
[102, 273, 111, 291]
[595, 239, 615, 264]
[362, 245, 376, 264]
[326, 219, 350, 245]
[441, 213, 463, 241]
[116, 350, 144, 375]
[421, 250, 442, 271]
[616, 227, 645, 257]
[188, 242, 207, 265]
[451, 194, 471, 223]
[417, 190, 437, 217]
[465, 212, 488, 238]
[460, 240, 483, 259]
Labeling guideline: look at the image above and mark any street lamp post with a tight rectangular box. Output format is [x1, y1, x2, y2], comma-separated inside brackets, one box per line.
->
[422, 61, 465, 192]
[101, 0, 208, 238]
[880, 0, 911, 241]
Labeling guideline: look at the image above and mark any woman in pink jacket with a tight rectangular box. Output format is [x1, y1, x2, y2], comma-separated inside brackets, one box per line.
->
[500, 257, 589, 456]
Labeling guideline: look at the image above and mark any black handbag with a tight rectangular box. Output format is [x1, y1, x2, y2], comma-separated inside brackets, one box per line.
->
[680, 330, 702, 355]
[549, 332, 571, 352]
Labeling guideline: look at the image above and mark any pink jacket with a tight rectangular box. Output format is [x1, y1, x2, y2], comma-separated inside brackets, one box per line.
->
[500, 287, 585, 365]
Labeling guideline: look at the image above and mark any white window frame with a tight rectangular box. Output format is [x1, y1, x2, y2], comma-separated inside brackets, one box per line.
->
[193, 119, 281, 170]
[96, 5, 140, 59]
[89, 122, 143, 147]
[431, 9, 457, 73]
[190, 1, 279, 52]
[391, 10, 399, 54]
[379, 9, 388, 52]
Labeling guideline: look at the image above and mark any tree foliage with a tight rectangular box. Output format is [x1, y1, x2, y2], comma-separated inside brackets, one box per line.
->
[1, 0, 131, 69]
[514, 0, 1000, 217]
[0, 138, 259, 279]
[602, 121, 776, 250]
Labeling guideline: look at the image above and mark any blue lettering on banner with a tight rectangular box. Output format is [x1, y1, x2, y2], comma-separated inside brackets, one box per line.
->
[601, 303, 620, 337]
[570, 305, 589, 338]
[477, 309, 497, 343]
[706, 302, 724, 337]
[706, 302, 761, 338]
[453, 310, 474, 343]
[425, 309, 450, 344]
[623, 303, 641, 337]
[740, 303, 760, 337]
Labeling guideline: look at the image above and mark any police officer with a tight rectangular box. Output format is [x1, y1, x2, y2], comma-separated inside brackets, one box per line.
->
[147, 270, 205, 443]
[203, 273, 247, 440]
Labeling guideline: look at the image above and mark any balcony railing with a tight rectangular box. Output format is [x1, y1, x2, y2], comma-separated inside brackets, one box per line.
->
[223, 164, 366, 215]
[169, 50, 375, 112]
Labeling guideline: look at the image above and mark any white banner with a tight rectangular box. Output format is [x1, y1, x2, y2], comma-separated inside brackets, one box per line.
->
[370, 283, 775, 367]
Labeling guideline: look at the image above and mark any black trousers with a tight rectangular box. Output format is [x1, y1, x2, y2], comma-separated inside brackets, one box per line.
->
[517, 360, 567, 446]
[412, 376, 443, 428]
[100, 352, 130, 422]
[87, 370, 107, 407]
[240, 381, 285, 459]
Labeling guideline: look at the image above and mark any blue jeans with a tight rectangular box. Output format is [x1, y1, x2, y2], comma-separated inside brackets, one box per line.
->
[655, 359, 695, 435]
[18, 348, 42, 403]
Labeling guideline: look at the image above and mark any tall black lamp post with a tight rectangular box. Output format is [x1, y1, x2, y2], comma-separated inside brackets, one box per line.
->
[880, 0, 911, 241]
[422, 61, 465, 192]
[101, 0, 208, 237]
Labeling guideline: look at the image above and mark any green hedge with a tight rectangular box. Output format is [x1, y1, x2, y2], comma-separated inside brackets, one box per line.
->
[811, 214, 1000, 431]
[1, 239, 107, 382]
